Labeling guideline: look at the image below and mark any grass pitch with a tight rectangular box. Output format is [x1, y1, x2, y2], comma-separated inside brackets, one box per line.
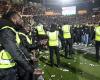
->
[38, 50, 100, 80]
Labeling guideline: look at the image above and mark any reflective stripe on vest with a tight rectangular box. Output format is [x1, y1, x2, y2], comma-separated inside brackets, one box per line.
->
[18, 32, 32, 44]
[37, 25, 45, 35]
[0, 50, 15, 68]
[95, 26, 100, 41]
[62, 25, 71, 39]
[1, 26, 21, 45]
[29, 32, 32, 44]
[48, 31, 59, 46]
[0, 26, 19, 68]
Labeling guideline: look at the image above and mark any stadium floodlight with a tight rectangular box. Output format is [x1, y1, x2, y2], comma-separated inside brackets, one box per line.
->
[60, 0, 74, 4]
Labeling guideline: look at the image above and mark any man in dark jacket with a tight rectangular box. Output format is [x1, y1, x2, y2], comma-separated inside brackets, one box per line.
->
[0, 11, 33, 80]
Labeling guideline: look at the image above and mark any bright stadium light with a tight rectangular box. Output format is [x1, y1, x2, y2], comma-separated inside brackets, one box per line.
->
[60, 0, 74, 4]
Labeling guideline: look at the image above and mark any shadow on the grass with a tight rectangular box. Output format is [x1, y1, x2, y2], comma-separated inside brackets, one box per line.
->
[60, 54, 65, 58]
[60, 61, 100, 80]
[39, 56, 51, 66]
[39, 51, 100, 80]
[83, 53, 97, 62]
[77, 50, 97, 63]
[77, 50, 85, 53]
[60, 49, 76, 58]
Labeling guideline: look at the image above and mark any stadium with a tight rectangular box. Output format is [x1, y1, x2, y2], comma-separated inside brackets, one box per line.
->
[0, 0, 100, 80]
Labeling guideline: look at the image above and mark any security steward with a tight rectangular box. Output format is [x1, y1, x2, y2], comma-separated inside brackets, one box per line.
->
[17, 32, 37, 80]
[62, 22, 73, 58]
[94, 22, 100, 62]
[14, 26, 35, 80]
[19, 26, 33, 51]
[47, 24, 60, 67]
[36, 23, 46, 50]
[18, 26, 39, 67]
[0, 11, 33, 80]
[19, 26, 44, 80]
[36, 23, 46, 40]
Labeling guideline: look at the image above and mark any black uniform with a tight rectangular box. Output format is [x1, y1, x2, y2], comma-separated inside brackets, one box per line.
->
[0, 19, 33, 80]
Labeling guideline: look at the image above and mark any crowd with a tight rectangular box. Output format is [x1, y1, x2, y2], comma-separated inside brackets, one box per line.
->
[0, 1, 100, 80]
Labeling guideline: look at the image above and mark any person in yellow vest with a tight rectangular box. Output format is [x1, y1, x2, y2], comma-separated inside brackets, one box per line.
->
[36, 23, 46, 39]
[62, 22, 73, 58]
[19, 28, 44, 80]
[94, 22, 100, 62]
[18, 31, 39, 80]
[47, 24, 60, 67]
[21, 26, 36, 51]
[17, 31, 34, 80]
[0, 11, 33, 80]
[18, 26, 39, 63]
[19, 25, 44, 80]
[36, 23, 47, 51]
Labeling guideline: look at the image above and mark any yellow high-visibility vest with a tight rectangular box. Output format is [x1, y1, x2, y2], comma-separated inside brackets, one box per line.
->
[29, 32, 33, 44]
[0, 26, 21, 68]
[62, 25, 71, 39]
[37, 25, 46, 35]
[95, 26, 100, 41]
[18, 32, 32, 44]
[48, 31, 59, 46]
[1, 26, 21, 45]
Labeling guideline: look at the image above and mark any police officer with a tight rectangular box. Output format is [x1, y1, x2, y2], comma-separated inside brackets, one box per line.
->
[47, 24, 60, 67]
[0, 11, 33, 80]
[62, 22, 73, 58]
[94, 22, 100, 62]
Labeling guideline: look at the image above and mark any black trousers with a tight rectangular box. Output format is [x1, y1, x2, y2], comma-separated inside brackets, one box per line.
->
[95, 41, 100, 61]
[49, 46, 60, 66]
[37, 35, 47, 43]
[64, 38, 73, 57]
[0, 67, 17, 80]
[17, 66, 34, 80]
[37, 35, 47, 51]
[60, 38, 65, 50]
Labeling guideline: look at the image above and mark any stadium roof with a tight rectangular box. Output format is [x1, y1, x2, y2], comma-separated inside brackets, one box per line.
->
[43, 0, 99, 6]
